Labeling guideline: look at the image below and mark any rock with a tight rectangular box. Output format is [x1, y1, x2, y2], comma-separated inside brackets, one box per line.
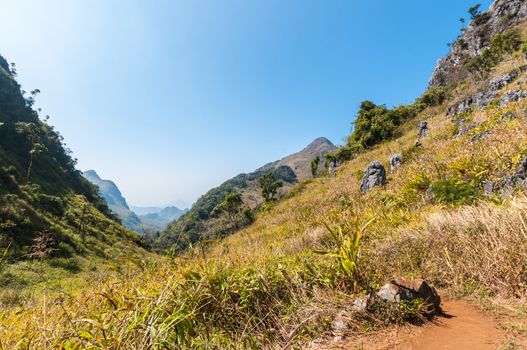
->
[470, 130, 492, 142]
[360, 161, 387, 194]
[446, 98, 473, 116]
[500, 88, 527, 106]
[389, 154, 403, 172]
[331, 310, 349, 335]
[499, 110, 516, 121]
[446, 66, 527, 116]
[417, 121, 429, 138]
[489, 70, 520, 91]
[499, 157, 527, 196]
[352, 294, 370, 311]
[483, 181, 495, 195]
[376, 278, 441, 312]
[453, 119, 478, 138]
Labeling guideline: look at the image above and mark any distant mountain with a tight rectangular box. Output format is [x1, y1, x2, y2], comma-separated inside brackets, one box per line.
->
[138, 206, 188, 232]
[156, 137, 336, 251]
[82, 170, 144, 233]
[258, 137, 337, 179]
[129, 205, 164, 216]
[83, 171, 188, 233]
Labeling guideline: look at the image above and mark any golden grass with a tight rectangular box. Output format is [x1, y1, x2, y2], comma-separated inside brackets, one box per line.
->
[2, 41, 527, 350]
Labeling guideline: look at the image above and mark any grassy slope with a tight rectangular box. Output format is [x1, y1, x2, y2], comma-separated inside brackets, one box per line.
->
[2, 23, 527, 350]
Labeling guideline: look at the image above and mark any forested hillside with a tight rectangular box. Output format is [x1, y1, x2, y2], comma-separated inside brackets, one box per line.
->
[156, 137, 336, 251]
[0, 54, 146, 304]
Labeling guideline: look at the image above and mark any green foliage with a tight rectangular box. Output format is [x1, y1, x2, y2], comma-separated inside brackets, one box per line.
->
[157, 165, 296, 252]
[213, 193, 244, 229]
[367, 297, 426, 325]
[325, 144, 359, 168]
[402, 174, 431, 200]
[468, 4, 481, 19]
[429, 179, 480, 205]
[415, 86, 449, 109]
[466, 30, 523, 77]
[258, 172, 283, 202]
[310, 155, 320, 177]
[348, 101, 417, 149]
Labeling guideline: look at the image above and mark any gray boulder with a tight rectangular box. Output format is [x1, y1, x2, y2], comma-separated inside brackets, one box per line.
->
[376, 278, 441, 312]
[389, 154, 403, 172]
[500, 89, 527, 107]
[500, 156, 527, 196]
[360, 161, 387, 194]
[417, 121, 429, 138]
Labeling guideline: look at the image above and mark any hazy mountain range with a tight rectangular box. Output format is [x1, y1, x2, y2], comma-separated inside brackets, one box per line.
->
[82, 170, 187, 233]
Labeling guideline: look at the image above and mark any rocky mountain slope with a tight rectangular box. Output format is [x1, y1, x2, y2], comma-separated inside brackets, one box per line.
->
[430, 0, 527, 86]
[155, 137, 336, 251]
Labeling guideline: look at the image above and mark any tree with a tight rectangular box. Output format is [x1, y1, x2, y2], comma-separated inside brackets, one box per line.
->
[459, 17, 465, 29]
[311, 155, 320, 177]
[258, 173, 283, 202]
[468, 4, 481, 19]
[213, 193, 243, 229]
[15, 122, 47, 180]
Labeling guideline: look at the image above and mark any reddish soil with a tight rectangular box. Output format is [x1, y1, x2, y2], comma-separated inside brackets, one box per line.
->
[311, 300, 505, 350]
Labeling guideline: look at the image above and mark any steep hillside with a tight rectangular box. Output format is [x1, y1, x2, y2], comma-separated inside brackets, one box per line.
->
[82, 170, 144, 233]
[2, 1, 527, 349]
[156, 137, 336, 251]
[0, 54, 147, 304]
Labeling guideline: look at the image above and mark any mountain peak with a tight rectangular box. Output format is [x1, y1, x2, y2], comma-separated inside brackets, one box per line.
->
[304, 137, 335, 151]
[82, 169, 101, 180]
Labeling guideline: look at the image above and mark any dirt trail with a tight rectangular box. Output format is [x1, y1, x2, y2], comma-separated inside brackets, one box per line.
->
[314, 300, 505, 350]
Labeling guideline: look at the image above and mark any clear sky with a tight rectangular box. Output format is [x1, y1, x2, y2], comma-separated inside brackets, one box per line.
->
[0, 0, 492, 207]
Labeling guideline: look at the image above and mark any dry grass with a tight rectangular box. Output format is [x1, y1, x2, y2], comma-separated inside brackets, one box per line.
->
[2, 31, 527, 350]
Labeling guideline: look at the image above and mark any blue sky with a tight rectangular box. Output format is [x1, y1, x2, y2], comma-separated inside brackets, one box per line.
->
[0, 0, 492, 206]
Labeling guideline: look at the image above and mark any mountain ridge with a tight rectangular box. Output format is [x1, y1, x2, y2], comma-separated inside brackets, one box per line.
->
[156, 136, 336, 251]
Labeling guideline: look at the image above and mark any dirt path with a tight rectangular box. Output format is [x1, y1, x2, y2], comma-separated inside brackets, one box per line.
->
[312, 300, 505, 349]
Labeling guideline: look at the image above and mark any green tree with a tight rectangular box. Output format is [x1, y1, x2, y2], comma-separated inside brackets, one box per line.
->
[258, 173, 283, 202]
[311, 155, 320, 177]
[468, 4, 481, 20]
[213, 193, 244, 229]
[15, 122, 47, 180]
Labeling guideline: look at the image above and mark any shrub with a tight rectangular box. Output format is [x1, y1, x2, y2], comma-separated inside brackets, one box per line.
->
[429, 179, 479, 205]
[415, 86, 449, 109]
[466, 30, 523, 77]
[349, 101, 417, 149]
[402, 174, 431, 200]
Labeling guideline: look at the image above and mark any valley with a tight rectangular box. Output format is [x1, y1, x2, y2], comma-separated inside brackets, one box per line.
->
[1, 1, 527, 349]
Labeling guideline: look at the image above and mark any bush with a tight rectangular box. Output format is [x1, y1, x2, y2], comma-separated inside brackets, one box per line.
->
[466, 30, 523, 77]
[348, 101, 417, 149]
[415, 86, 449, 109]
[429, 179, 479, 205]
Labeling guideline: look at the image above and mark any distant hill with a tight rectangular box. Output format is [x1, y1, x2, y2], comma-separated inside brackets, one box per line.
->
[156, 137, 336, 251]
[129, 205, 164, 216]
[138, 206, 188, 232]
[83, 171, 188, 233]
[82, 170, 144, 233]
